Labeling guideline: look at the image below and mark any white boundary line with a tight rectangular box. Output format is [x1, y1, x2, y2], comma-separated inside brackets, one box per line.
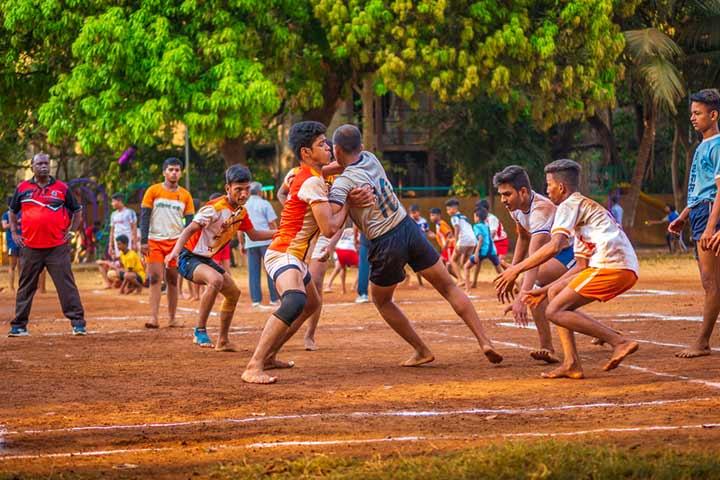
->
[5, 397, 710, 437]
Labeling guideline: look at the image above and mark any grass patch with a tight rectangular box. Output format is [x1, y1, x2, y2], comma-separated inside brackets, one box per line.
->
[211, 440, 720, 480]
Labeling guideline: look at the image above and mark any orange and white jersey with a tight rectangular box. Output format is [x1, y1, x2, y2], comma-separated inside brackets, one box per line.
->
[511, 191, 555, 236]
[141, 184, 195, 241]
[269, 165, 328, 261]
[551, 192, 638, 274]
[184, 196, 253, 258]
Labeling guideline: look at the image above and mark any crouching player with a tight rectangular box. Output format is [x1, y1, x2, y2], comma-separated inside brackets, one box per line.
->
[494, 159, 639, 379]
[166, 165, 275, 351]
[115, 234, 147, 294]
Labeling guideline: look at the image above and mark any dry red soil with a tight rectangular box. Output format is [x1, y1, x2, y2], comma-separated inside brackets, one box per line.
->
[1, 255, 719, 477]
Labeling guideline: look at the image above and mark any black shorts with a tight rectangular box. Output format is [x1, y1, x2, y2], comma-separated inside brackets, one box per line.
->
[368, 216, 440, 287]
[178, 249, 225, 281]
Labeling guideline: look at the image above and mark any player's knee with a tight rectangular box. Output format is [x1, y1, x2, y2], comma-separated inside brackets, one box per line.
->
[221, 285, 241, 312]
[148, 273, 161, 285]
[700, 271, 720, 295]
[274, 290, 307, 326]
[207, 276, 224, 292]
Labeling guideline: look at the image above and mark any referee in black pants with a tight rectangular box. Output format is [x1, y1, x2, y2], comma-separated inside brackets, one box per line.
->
[8, 153, 86, 337]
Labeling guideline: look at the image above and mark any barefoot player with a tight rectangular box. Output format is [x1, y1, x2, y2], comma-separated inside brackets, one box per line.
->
[493, 165, 578, 364]
[241, 121, 371, 384]
[140, 157, 195, 329]
[674, 89, 720, 358]
[494, 159, 639, 379]
[328, 124, 502, 367]
[166, 165, 274, 351]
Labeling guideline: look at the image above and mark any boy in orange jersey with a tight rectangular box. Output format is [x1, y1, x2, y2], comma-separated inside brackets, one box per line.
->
[140, 157, 195, 329]
[494, 159, 639, 379]
[166, 165, 275, 351]
[241, 121, 372, 384]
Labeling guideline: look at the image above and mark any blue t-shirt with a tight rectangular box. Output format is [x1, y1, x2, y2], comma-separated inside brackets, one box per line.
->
[2, 210, 20, 250]
[687, 134, 720, 208]
[472, 222, 496, 257]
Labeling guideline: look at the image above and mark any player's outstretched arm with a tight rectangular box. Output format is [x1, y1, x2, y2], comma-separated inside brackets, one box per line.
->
[312, 201, 350, 238]
[494, 233, 569, 302]
[246, 228, 275, 241]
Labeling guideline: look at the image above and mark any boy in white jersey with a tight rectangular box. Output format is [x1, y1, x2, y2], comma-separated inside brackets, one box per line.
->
[328, 124, 502, 366]
[493, 165, 579, 364]
[445, 198, 477, 287]
[494, 159, 639, 379]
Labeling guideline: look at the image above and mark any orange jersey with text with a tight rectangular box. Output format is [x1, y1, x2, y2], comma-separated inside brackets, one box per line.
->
[269, 165, 328, 261]
[141, 184, 195, 241]
[184, 196, 253, 258]
[435, 219, 455, 248]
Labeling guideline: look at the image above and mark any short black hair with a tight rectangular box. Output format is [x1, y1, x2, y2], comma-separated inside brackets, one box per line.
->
[163, 157, 183, 170]
[409, 204, 420, 212]
[493, 165, 531, 192]
[429, 207, 441, 215]
[474, 207, 489, 222]
[666, 203, 676, 212]
[225, 165, 251, 185]
[209, 192, 223, 200]
[690, 89, 720, 115]
[332, 124, 363, 154]
[289, 121, 327, 161]
[476, 199, 490, 210]
[115, 234, 129, 245]
[445, 198, 460, 208]
[544, 159, 581, 190]
[111, 193, 125, 202]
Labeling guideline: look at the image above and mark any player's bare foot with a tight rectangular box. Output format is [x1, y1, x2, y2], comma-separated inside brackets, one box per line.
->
[541, 364, 585, 379]
[304, 338, 318, 351]
[144, 322, 159, 329]
[264, 358, 295, 370]
[241, 369, 277, 384]
[215, 341, 237, 352]
[401, 350, 435, 367]
[676, 346, 711, 358]
[603, 341, 639, 371]
[530, 349, 560, 364]
[167, 320, 184, 328]
[483, 345, 503, 364]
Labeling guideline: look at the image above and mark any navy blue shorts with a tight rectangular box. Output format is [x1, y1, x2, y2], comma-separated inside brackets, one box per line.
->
[368, 216, 440, 287]
[689, 201, 720, 241]
[470, 252, 500, 267]
[554, 245, 576, 269]
[8, 247, 20, 256]
[178, 249, 225, 281]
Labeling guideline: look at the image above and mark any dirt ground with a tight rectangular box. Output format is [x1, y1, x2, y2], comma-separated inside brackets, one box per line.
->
[2, 252, 720, 478]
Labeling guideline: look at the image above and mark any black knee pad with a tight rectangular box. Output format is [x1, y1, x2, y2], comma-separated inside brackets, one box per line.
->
[274, 290, 307, 326]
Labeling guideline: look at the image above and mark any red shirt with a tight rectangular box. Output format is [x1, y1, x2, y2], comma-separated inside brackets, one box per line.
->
[10, 177, 81, 249]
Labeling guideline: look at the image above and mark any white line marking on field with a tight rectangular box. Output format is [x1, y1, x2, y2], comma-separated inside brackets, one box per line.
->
[616, 313, 703, 322]
[0, 447, 172, 461]
[425, 330, 720, 390]
[248, 436, 426, 448]
[624, 289, 680, 297]
[4, 397, 710, 437]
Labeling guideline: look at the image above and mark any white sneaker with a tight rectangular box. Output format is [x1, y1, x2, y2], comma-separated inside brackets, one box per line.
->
[251, 302, 261, 307]
[268, 301, 280, 307]
[354, 294, 369, 304]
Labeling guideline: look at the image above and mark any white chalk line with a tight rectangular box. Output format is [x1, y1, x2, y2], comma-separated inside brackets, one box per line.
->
[0, 446, 172, 461]
[615, 312, 703, 322]
[425, 330, 720, 390]
[623, 289, 681, 297]
[4, 397, 710, 438]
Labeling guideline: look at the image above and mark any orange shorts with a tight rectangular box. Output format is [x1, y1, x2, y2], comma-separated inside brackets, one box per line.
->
[146, 239, 179, 267]
[569, 268, 638, 302]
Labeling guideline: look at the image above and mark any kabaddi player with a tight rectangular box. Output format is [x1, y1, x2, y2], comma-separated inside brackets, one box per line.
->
[166, 165, 275, 351]
[494, 159, 639, 379]
[140, 157, 195, 328]
[328, 124, 503, 367]
[241, 121, 372, 384]
[672, 89, 720, 358]
[445, 198, 477, 287]
[493, 165, 579, 364]
[428, 207, 458, 277]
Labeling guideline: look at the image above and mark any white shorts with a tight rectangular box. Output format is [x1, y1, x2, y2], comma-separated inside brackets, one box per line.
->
[264, 249, 310, 284]
[310, 235, 331, 261]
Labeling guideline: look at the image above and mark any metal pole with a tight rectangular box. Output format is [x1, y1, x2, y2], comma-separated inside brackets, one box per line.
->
[184, 126, 190, 191]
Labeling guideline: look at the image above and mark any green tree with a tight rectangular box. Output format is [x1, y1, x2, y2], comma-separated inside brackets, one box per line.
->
[37, 1, 328, 166]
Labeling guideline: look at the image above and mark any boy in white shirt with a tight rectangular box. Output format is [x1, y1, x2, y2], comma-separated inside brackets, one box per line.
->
[445, 198, 477, 287]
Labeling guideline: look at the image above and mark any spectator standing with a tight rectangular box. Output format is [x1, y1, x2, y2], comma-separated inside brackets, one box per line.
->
[108, 193, 137, 258]
[8, 153, 86, 336]
[244, 181, 279, 306]
[610, 195, 624, 226]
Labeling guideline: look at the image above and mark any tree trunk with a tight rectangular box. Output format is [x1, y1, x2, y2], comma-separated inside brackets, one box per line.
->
[302, 65, 345, 126]
[220, 137, 247, 167]
[587, 112, 618, 166]
[671, 123, 683, 211]
[361, 75, 377, 152]
[624, 103, 656, 229]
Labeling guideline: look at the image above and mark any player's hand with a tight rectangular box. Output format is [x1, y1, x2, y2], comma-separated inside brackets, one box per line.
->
[11, 232, 25, 249]
[164, 250, 178, 268]
[700, 227, 715, 251]
[504, 297, 529, 326]
[494, 266, 519, 303]
[141, 243, 149, 255]
[522, 290, 547, 309]
[709, 230, 720, 255]
[348, 185, 375, 208]
[63, 230, 74, 243]
[668, 217, 685, 235]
